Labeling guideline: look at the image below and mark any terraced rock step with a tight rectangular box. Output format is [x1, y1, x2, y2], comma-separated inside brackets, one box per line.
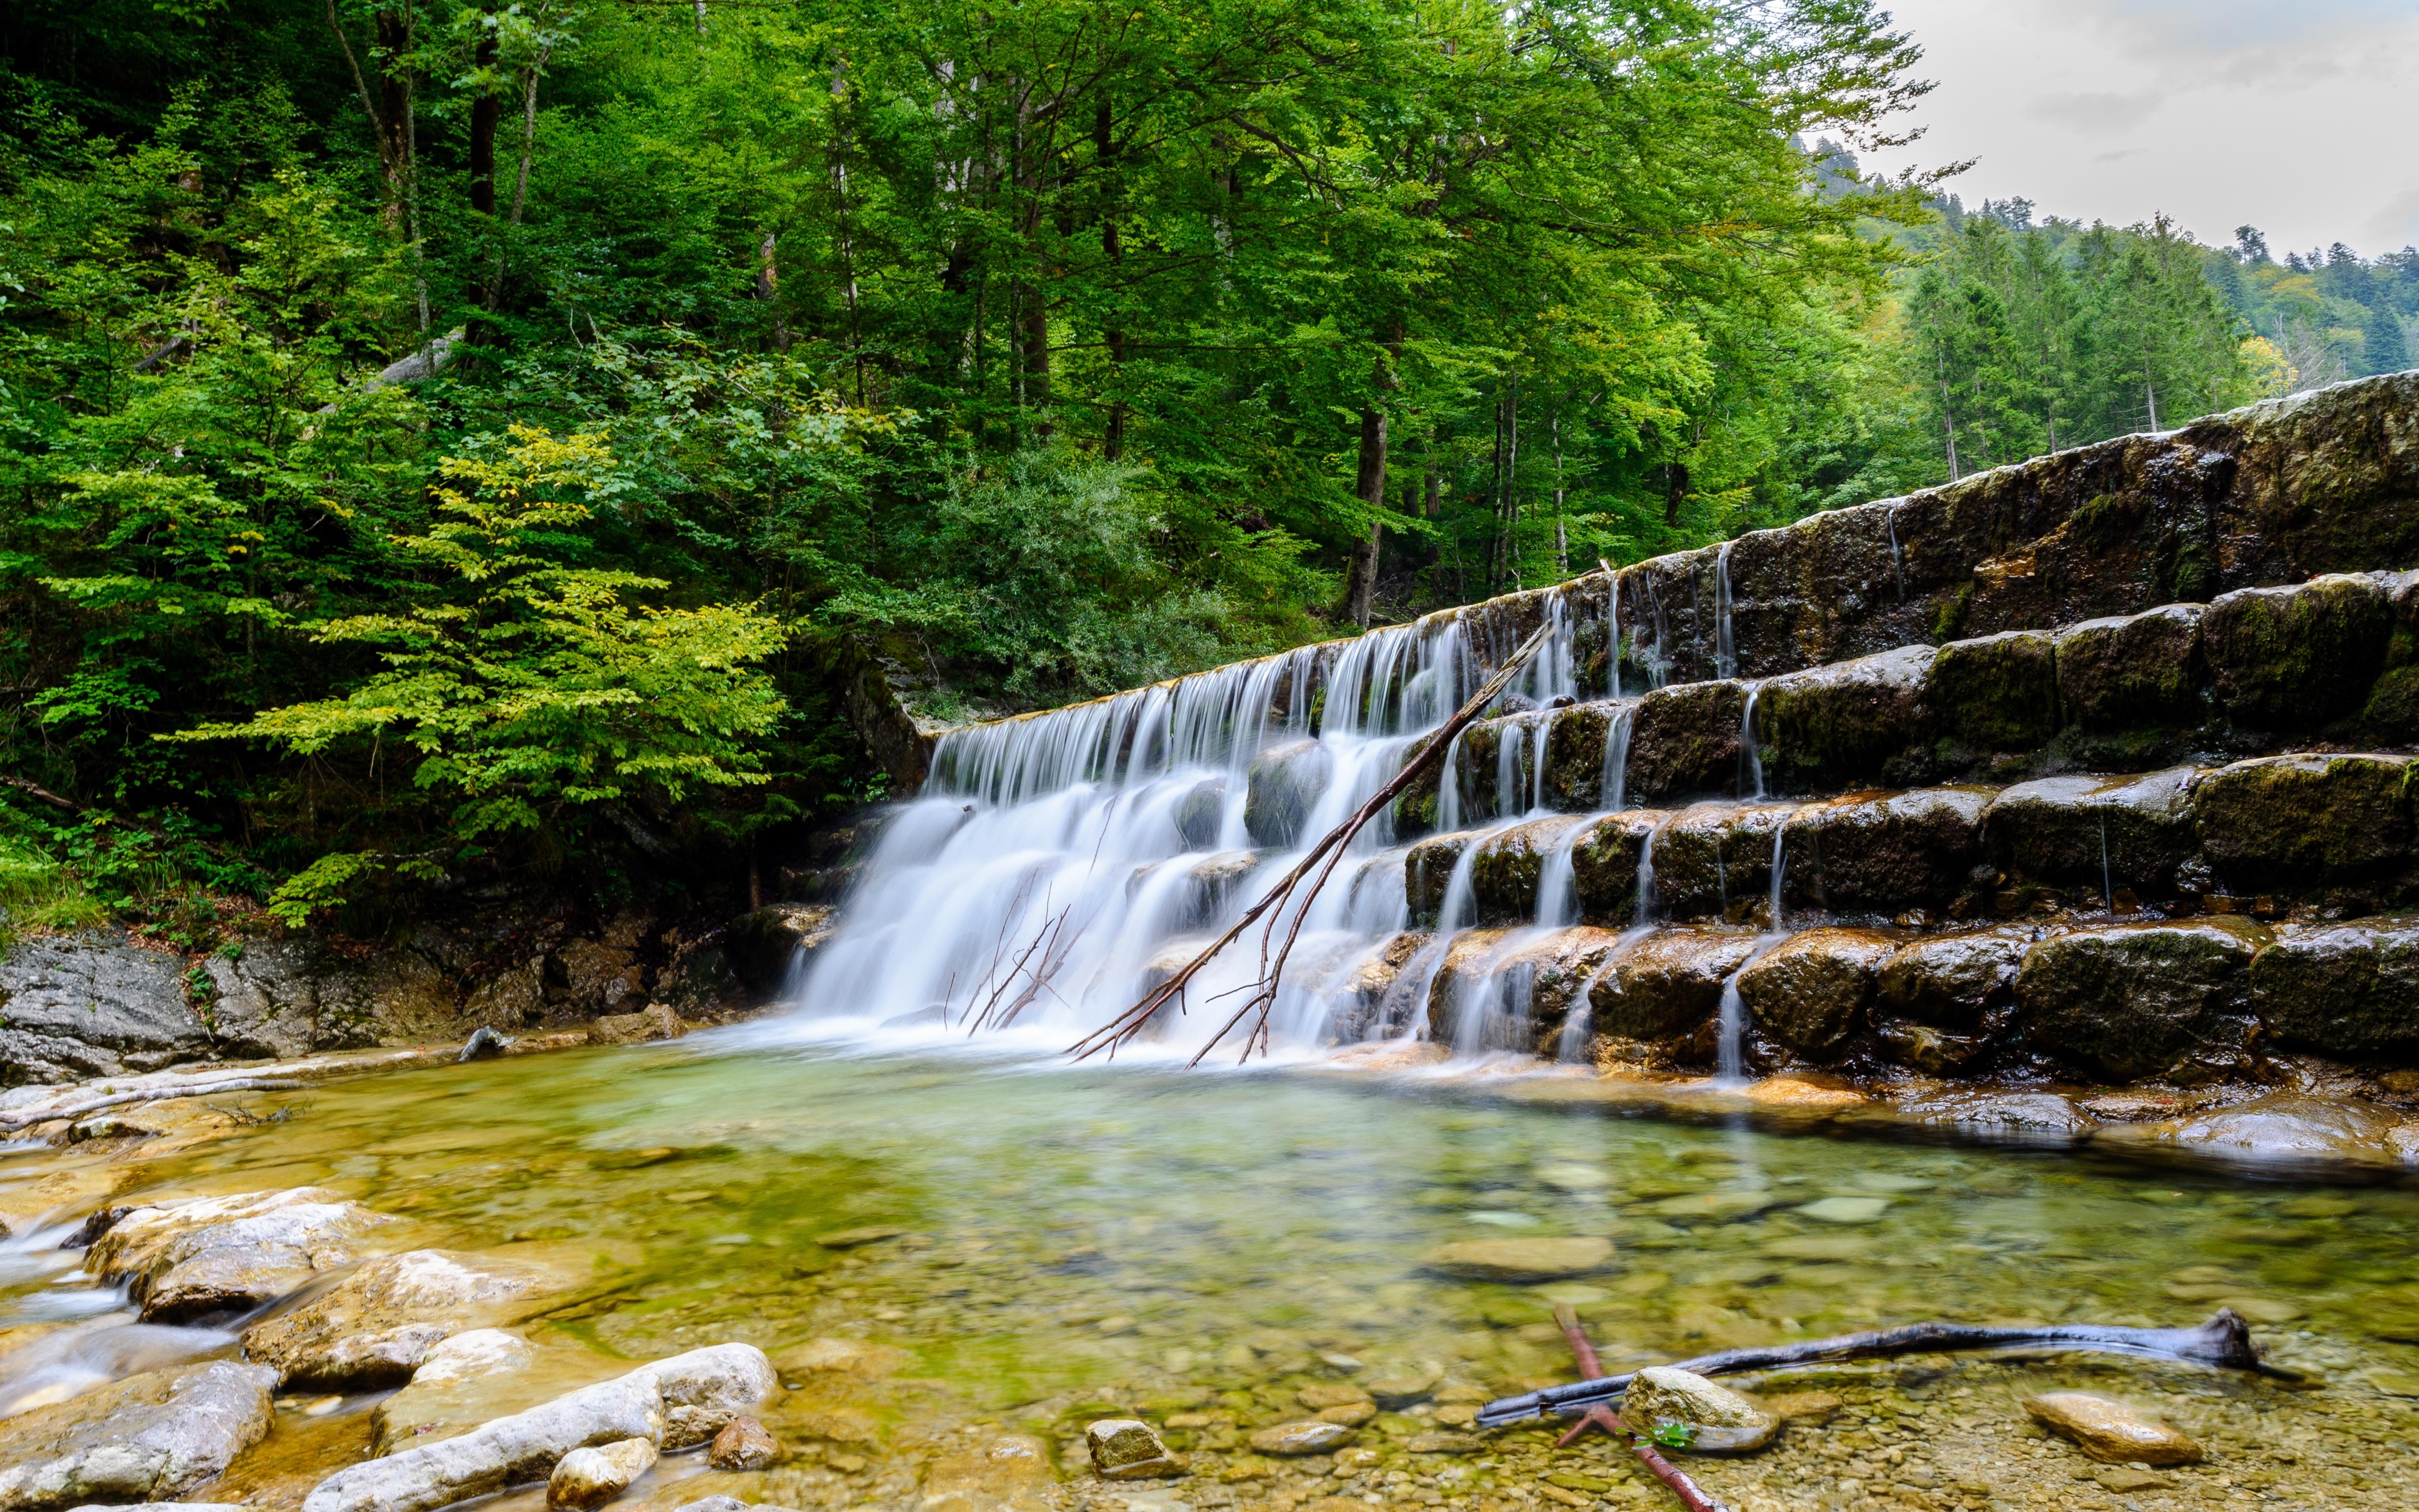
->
[1375, 567, 2419, 833]
[1338, 908, 2419, 1083]
[1402, 751, 2419, 929]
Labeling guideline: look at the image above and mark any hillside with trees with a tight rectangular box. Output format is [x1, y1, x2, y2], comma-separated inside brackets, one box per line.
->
[0, 0, 2408, 938]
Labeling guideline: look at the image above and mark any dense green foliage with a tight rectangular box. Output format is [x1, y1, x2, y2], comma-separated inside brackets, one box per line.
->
[0, 1, 2402, 929]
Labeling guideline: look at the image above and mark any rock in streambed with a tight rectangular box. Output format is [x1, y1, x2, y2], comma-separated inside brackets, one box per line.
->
[1619, 1367, 1777, 1452]
[300, 1342, 775, 1512]
[0, 1360, 277, 1511]
[83, 1188, 397, 1323]
[2023, 1392, 2203, 1465]
[241, 1247, 568, 1389]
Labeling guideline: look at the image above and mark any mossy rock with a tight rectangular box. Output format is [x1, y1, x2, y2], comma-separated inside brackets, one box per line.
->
[1245, 738, 1333, 849]
[1984, 767, 2201, 895]
[1780, 787, 1993, 913]
[1589, 928, 1759, 1040]
[1736, 928, 1895, 1057]
[1469, 816, 1589, 924]
[2016, 917, 2268, 1082]
[2203, 574, 2392, 732]
[1649, 802, 1794, 921]
[2052, 604, 2207, 732]
[1877, 929, 2027, 1030]
[1758, 645, 1934, 793]
[1568, 810, 1666, 925]
[1932, 631, 2059, 751]
[1625, 681, 1749, 801]
[1538, 703, 1617, 812]
[2189, 753, 2417, 889]
[2251, 917, 2419, 1056]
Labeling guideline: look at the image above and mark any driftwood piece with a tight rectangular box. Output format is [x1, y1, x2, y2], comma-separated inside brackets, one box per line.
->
[1069, 618, 1556, 1066]
[0, 1078, 307, 1132]
[1479, 1308, 2285, 1428]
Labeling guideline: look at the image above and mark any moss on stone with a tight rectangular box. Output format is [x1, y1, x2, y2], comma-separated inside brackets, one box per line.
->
[2052, 604, 2206, 733]
[1759, 645, 1934, 793]
[2016, 917, 2267, 1082]
[2203, 574, 2393, 731]
[2190, 753, 2417, 889]
[2251, 917, 2419, 1056]
[1933, 632, 2059, 751]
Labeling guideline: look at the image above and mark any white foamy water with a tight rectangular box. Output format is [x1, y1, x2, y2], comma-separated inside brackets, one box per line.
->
[783, 596, 1604, 1056]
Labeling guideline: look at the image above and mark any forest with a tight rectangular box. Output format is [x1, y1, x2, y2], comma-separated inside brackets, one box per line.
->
[0, 0, 2409, 936]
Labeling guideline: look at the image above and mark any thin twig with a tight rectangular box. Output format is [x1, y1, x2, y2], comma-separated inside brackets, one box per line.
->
[1552, 1303, 1729, 1512]
[1071, 619, 1556, 1065]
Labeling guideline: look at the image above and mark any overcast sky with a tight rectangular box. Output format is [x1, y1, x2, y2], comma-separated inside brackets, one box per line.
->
[1869, 1, 2419, 259]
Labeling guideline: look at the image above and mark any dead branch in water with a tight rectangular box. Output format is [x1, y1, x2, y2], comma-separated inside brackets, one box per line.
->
[0, 1078, 307, 1132]
[1068, 618, 1557, 1066]
[1479, 1308, 2288, 1428]
[1551, 1303, 1728, 1512]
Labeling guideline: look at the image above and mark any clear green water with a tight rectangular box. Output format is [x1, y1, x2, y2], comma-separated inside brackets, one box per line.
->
[11, 1037, 2419, 1509]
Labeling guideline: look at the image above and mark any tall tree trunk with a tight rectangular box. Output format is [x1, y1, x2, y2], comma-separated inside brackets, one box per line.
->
[469, 35, 499, 215]
[1342, 329, 1403, 628]
[374, 9, 414, 222]
[482, 43, 551, 312]
[1096, 99, 1126, 460]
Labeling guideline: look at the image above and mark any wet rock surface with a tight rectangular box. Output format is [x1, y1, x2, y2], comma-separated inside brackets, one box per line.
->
[1736, 928, 1897, 1058]
[240, 1247, 567, 1388]
[2017, 917, 2268, 1081]
[2023, 1391, 2204, 1465]
[1589, 928, 1758, 1043]
[2054, 603, 2207, 734]
[1987, 768, 2201, 894]
[85, 1188, 398, 1323]
[1758, 644, 1934, 792]
[1087, 1419, 1181, 1478]
[1781, 787, 1993, 914]
[2251, 915, 2419, 1053]
[0, 1360, 276, 1510]
[1619, 1366, 1778, 1452]
[2189, 753, 2416, 890]
[0, 930, 209, 1083]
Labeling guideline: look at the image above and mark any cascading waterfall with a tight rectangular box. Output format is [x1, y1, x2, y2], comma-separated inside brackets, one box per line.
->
[1600, 702, 1636, 811]
[1714, 541, 1737, 679]
[1741, 685, 1766, 799]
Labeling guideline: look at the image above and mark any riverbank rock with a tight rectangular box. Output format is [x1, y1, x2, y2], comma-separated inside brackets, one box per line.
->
[1625, 681, 1748, 801]
[1087, 1419, 1182, 1479]
[302, 1343, 775, 1512]
[589, 1002, 685, 1046]
[2252, 916, 2419, 1055]
[1568, 810, 1668, 923]
[727, 905, 839, 997]
[1471, 815, 1592, 922]
[1424, 1235, 1614, 1282]
[1619, 1367, 1776, 1453]
[0, 1360, 277, 1510]
[1933, 630, 2059, 751]
[1735, 929, 1895, 1058]
[2016, 917, 2267, 1081]
[240, 1248, 565, 1389]
[2090, 1092, 2417, 1173]
[1876, 929, 2027, 1028]
[85, 1188, 397, 1323]
[1758, 644, 1933, 791]
[2022, 1392, 2203, 1465]
[2203, 573, 2393, 731]
[1649, 803, 1793, 921]
[0, 930, 209, 1084]
[549, 1436, 657, 1509]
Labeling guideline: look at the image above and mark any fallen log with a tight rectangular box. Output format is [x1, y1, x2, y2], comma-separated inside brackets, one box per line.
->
[1477, 1308, 2288, 1428]
[1069, 615, 1559, 1066]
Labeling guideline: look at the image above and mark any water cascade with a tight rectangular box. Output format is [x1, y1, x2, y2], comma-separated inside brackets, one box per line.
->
[1714, 541, 1737, 679]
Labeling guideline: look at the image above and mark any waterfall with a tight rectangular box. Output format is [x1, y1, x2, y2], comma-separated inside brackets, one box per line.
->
[1634, 818, 1663, 925]
[1496, 722, 1528, 821]
[1606, 573, 1623, 700]
[1886, 502, 1907, 600]
[1600, 702, 1636, 811]
[1767, 819, 1789, 930]
[1714, 541, 1736, 679]
[1741, 685, 1765, 799]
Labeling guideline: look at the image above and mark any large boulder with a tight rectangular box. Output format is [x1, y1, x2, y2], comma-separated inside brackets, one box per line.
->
[302, 1343, 776, 1512]
[1931, 630, 2059, 752]
[1406, 829, 1483, 923]
[1568, 810, 1669, 924]
[2052, 603, 2208, 733]
[241, 1248, 570, 1390]
[1780, 787, 1993, 914]
[2250, 916, 2419, 1055]
[1649, 802, 1794, 922]
[2016, 917, 2269, 1081]
[1477, 926, 1625, 1053]
[0, 1360, 276, 1510]
[2188, 752, 2416, 889]
[1624, 680, 1749, 802]
[1736, 928, 1897, 1057]
[1986, 767, 2202, 895]
[1876, 928, 2029, 1028]
[0, 930, 209, 1084]
[1757, 644, 1934, 792]
[2203, 573, 2393, 731]
[1423, 929, 1522, 1048]
[1588, 928, 1759, 1041]
[85, 1188, 397, 1323]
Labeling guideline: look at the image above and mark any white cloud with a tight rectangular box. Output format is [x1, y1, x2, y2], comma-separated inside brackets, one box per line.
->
[1880, 0, 2419, 255]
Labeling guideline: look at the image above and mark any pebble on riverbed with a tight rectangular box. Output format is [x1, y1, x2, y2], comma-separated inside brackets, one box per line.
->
[2022, 1389, 2204, 1465]
[710, 1414, 782, 1471]
[1619, 1366, 1779, 1452]
[1088, 1418, 1186, 1479]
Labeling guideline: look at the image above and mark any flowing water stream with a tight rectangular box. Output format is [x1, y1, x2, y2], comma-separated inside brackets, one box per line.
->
[2, 1040, 2415, 1509]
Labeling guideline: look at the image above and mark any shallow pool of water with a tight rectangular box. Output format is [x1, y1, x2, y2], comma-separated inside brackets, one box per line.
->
[4, 1033, 2417, 1510]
